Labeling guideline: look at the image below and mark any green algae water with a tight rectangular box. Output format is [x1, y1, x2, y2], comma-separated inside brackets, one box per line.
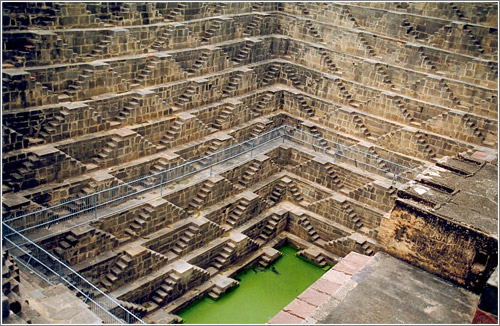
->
[177, 245, 328, 324]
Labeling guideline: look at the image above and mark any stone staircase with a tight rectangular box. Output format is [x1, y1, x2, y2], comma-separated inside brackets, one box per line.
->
[242, 15, 264, 36]
[159, 120, 184, 147]
[133, 58, 160, 87]
[463, 115, 486, 142]
[288, 182, 304, 202]
[416, 47, 437, 72]
[65, 69, 94, 99]
[89, 35, 114, 58]
[201, 19, 223, 44]
[186, 180, 215, 214]
[211, 241, 236, 270]
[164, 3, 187, 22]
[238, 160, 262, 187]
[400, 19, 418, 39]
[91, 137, 121, 165]
[52, 233, 78, 257]
[251, 2, 264, 11]
[199, 138, 225, 166]
[374, 63, 395, 89]
[414, 131, 436, 159]
[232, 42, 253, 64]
[101, 253, 132, 290]
[124, 206, 154, 238]
[295, 94, 315, 117]
[268, 183, 286, 205]
[169, 225, 199, 256]
[284, 66, 302, 88]
[341, 201, 363, 229]
[358, 34, 376, 56]
[299, 216, 320, 242]
[115, 96, 141, 123]
[258, 247, 282, 268]
[304, 20, 324, 43]
[319, 49, 340, 73]
[394, 99, 415, 124]
[340, 8, 360, 28]
[262, 64, 280, 85]
[222, 71, 244, 97]
[151, 27, 173, 51]
[252, 92, 274, 117]
[296, 2, 311, 16]
[334, 78, 356, 105]
[213, 3, 227, 15]
[187, 50, 211, 76]
[352, 114, 371, 137]
[368, 148, 391, 174]
[116, 299, 147, 317]
[325, 165, 345, 190]
[307, 125, 331, 150]
[226, 198, 250, 227]
[175, 83, 197, 107]
[256, 213, 282, 244]
[151, 272, 181, 305]
[250, 120, 272, 137]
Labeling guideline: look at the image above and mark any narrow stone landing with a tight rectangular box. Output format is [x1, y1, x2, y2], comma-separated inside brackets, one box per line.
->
[269, 251, 479, 324]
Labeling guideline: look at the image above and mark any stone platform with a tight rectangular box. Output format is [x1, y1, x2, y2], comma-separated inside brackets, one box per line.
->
[270, 251, 479, 324]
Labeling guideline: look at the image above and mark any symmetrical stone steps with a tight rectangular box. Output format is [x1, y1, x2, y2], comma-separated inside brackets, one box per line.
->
[169, 225, 200, 256]
[164, 3, 187, 22]
[89, 35, 114, 59]
[299, 216, 320, 242]
[133, 59, 161, 87]
[232, 42, 253, 64]
[151, 27, 173, 51]
[124, 206, 154, 238]
[257, 213, 282, 244]
[262, 64, 280, 86]
[352, 114, 371, 138]
[325, 165, 345, 191]
[242, 14, 264, 37]
[226, 198, 251, 227]
[151, 272, 181, 305]
[115, 97, 141, 123]
[414, 131, 436, 159]
[175, 83, 198, 108]
[288, 182, 304, 203]
[187, 51, 211, 76]
[341, 201, 363, 229]
[211, 241, 236, 270]
[251, 91, 274, 118]
[238, 161, 262, 187]
[186, 180, 215, 214]
[295, 95, 315, 117]
[306, 124, 331, 150]
[159, 120, 184, 146]
[267, 183, 286, 205]
[304, 20, 324, 43]
[101, 253, 132, 290]
[222, 71, 244, 97]
[201, 19, 223, 44]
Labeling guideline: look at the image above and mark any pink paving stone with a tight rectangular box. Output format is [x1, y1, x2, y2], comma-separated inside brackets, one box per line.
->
[310, 278, 342, 295]
[323, 270, 352, 285]
[297, 287, 330, 307]
[268, 310, 304, 324]
[342, 252, 371, 267]
[333, 252, 371, 275]
[283, 299, 317, 319]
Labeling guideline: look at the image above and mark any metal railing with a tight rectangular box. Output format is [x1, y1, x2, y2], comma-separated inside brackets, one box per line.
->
[285, 126, 422, 184]
[2, 223, 145, 324]
[4, 125, 421, 237]
[4, 127, 285, 236]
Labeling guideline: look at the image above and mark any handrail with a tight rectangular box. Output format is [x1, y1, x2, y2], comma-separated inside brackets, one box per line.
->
[2, 223, 146, 324]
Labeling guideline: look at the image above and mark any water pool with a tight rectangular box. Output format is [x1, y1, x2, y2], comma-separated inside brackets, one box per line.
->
[177, 245, 328, 324]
